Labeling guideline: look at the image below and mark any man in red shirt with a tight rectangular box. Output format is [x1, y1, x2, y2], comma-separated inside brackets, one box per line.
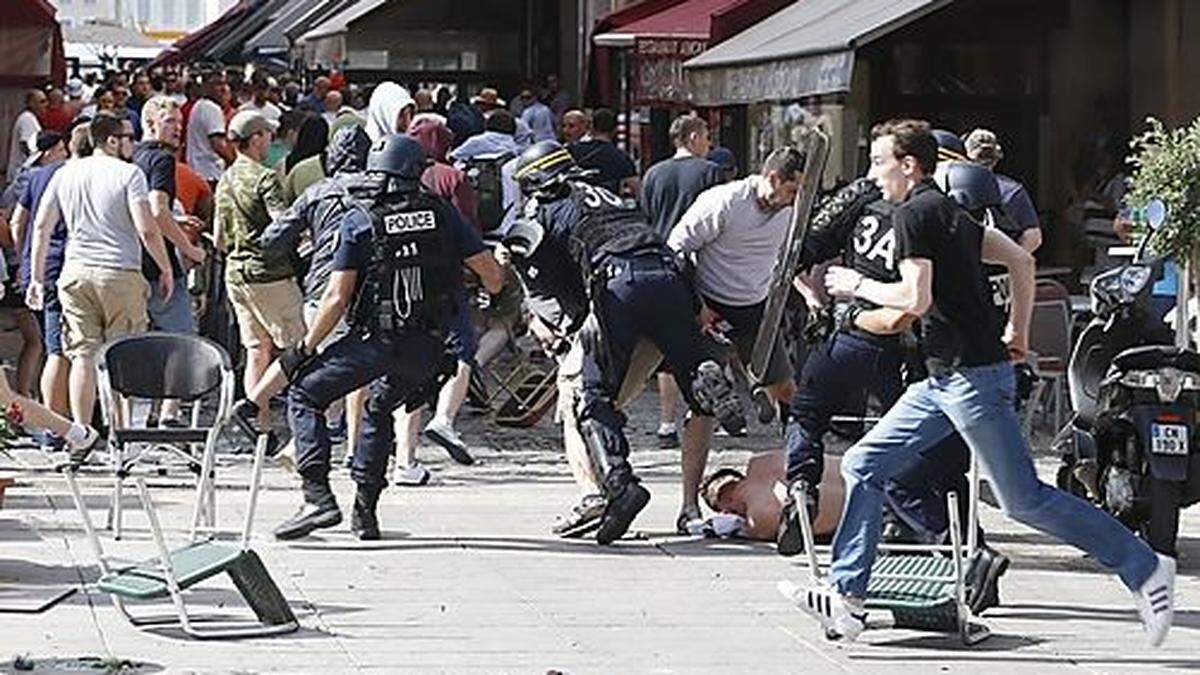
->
[39, 88, 74, 134]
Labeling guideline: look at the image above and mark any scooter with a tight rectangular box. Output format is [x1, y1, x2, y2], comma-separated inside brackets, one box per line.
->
[1056, 200, 1200, 555]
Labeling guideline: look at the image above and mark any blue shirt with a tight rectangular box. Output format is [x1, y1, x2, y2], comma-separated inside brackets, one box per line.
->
[520, 101, 556, 143]
[996, 173, 1039, 232]
[18, 160, 68, 292]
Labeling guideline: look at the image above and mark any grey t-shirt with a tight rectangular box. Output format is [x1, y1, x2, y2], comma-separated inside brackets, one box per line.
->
[667, 177, 792, 306]
[43, 154, 149, 270]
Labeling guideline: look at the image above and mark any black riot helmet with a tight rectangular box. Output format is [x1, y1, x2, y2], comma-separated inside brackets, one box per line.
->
[366, 134, 427, 191]
[514, 140, 578, 199]
[934, 160, 1002, 213]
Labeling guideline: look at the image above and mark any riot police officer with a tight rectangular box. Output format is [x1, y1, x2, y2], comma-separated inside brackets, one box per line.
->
[272, 134, 503, 541]
[501, 140, 744, 545]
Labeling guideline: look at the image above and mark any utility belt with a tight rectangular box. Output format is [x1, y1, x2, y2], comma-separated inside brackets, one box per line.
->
[587, 244, 675, 287]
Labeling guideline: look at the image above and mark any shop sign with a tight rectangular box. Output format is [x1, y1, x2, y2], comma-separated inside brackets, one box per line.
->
[686, 51, 855, 105]
[633, 37, 708, 105]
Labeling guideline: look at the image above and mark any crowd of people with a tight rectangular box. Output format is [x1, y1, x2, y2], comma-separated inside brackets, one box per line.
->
[0, 62, 1178, 647]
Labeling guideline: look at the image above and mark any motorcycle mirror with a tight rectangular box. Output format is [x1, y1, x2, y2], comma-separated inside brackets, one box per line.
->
[1144, 199, 1168, 230]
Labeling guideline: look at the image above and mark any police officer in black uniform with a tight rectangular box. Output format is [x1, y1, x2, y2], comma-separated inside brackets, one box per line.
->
[502, 140, 744, 545]
[272, 134, 503, 541]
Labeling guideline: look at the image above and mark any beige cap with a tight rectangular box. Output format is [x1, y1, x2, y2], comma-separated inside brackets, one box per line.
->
[227, 110, 277, 141]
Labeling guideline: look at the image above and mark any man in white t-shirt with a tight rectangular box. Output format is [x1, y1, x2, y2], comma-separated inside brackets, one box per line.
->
[187, 78, 232, 184]
[238, 77, 282, 124]
[7, 90, 47, 181]
[27, 114, 173, 430]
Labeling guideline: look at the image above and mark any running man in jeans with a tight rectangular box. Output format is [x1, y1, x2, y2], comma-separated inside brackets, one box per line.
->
[782, 119, 1176, 646]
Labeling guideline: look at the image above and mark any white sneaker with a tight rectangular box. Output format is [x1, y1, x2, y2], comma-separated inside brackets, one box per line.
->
[394, 463, 432, 487]
[1134, 553, 1176, 647]
[423, 417, 474, 465]
[778, 579, 866, 642]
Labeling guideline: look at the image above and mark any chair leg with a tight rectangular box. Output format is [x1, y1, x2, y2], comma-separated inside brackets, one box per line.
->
[111, 446, 124, 540]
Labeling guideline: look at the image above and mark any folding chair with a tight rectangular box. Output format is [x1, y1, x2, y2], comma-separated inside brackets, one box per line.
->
[96, 333, 234, 539]
[63, 430, 297, 639]
[791, 452, 990, 645]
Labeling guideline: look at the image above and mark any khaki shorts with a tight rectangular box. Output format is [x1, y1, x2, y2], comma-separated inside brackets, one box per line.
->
[556, 314, 663, 420]
[226, 277, 305, 350]
[57, 264, 149, 360]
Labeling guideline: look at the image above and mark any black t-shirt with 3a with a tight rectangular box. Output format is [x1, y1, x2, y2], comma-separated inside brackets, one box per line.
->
[893, 180, 1007, 372]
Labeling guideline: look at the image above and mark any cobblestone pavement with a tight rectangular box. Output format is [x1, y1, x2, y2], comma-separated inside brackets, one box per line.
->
[0, 384, 1198, 674]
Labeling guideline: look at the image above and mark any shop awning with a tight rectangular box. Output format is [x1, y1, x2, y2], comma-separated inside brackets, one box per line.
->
[283, 0, 359, 44]
[298, 0, 389, 43]
[593, 0, 747, 47]
[0, 0, 65, 87]
[151, 0, 265, 67]
[684, 0, 952, 104]
[243, 0, 328, 56]
[587, 0, 792, 106]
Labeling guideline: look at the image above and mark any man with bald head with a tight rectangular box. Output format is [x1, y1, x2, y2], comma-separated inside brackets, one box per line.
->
[323, 90, 344, 126]
[561, 109, 589, 144]
[7, 90, 46, 180]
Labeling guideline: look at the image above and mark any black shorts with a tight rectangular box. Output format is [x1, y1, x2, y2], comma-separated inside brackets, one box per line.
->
[702, 296, 792, 387]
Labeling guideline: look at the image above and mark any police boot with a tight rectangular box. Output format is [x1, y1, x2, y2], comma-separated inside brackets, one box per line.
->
[595, 478, 650, 546]
[274, 480, 342, 540]
[692, 360, 745, 434]
[776, 479, 818, 557]
[351, 483, 383, 541]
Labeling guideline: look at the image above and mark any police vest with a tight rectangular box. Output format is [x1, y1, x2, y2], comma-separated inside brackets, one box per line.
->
[558, 181, 662, 278]
[980, 206, 1023, 320]
[353, 192, 460, 335]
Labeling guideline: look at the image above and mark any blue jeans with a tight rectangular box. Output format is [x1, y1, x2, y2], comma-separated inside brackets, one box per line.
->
[829, 361, 1158, 597]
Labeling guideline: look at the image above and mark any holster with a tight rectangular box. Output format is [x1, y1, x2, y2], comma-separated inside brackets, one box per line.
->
[403, 343, 458, 412]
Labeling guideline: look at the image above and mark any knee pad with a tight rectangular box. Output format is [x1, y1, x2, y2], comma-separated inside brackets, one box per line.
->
[575, 399, 632, 496]
[689, 360, 744, 431]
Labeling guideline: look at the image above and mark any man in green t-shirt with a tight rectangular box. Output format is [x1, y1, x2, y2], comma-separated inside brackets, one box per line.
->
[215, 110, 305, 422]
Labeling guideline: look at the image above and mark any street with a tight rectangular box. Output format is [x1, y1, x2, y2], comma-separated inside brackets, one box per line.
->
[1, 393, 1197, 675]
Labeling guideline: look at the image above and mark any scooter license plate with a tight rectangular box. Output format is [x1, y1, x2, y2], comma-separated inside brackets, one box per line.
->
[1151, 423, 1189, 456]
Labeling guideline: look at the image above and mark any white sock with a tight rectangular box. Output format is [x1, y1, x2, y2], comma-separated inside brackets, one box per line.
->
[657, 422, 676, 435]
[64, 423, 91, 448]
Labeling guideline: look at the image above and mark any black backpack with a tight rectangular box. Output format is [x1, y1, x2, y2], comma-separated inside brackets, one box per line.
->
[464, 151, 513, 232]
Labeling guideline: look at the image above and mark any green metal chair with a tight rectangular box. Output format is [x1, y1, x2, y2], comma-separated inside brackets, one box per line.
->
[64, 409, 297, 638]
[791, 453, 991, 645]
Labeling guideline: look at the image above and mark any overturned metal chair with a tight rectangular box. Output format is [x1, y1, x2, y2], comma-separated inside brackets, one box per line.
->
[64, 429, 296, 639]
[791, 452, 991, 645]
[96, 333, 233, 539]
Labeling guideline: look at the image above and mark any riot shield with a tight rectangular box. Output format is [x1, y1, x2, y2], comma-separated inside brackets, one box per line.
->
[747, 130, 830, 385]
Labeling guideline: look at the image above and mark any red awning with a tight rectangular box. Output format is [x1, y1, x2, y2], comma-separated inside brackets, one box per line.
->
[587, 0, 794, 105]
[0, 0, 66, 87]
[610, 0, 750, 40]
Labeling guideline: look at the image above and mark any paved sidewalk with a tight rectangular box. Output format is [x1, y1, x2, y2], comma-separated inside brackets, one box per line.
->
[0, 405, 1197, 674]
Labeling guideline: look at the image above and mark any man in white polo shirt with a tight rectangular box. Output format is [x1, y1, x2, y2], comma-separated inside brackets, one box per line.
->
[27, 113, 174, 429]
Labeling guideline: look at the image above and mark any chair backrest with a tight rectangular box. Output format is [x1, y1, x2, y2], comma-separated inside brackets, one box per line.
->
[1030, 300, 1072, 361]
[99, 332, 232, 401]
[1035, 278, 1071, 304]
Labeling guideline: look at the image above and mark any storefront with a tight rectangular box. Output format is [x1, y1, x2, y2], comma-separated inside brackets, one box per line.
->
[590, 0, 792, 172]
[293, 0, 573, 95]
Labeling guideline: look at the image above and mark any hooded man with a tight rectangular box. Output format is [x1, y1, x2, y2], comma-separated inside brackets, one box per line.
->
[365, 82, 416, 143]
[409, 113, 480, 230]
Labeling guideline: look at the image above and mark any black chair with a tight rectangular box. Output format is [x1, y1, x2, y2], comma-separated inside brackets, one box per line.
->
[95, 332, 235, 539]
